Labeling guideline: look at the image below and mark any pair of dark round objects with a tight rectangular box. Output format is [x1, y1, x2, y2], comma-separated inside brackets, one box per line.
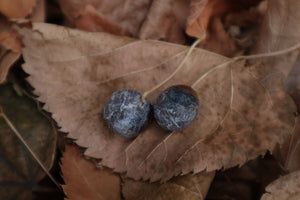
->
[103, 86, 199, 138]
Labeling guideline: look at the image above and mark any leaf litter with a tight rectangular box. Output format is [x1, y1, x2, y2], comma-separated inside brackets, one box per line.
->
[20, 22, 296, 182]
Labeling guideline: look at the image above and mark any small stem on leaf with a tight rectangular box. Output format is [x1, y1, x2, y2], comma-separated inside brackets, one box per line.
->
[142, 34, 205, 102]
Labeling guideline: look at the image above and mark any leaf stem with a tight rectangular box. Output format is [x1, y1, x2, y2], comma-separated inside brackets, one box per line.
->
[192, 42, 300, 87]
[233, 42, 300, 61]
[0, 106, 62, 192]
[142, 36, 205, 102]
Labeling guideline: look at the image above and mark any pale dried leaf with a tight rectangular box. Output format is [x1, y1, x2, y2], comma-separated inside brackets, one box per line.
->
[61, 145, 121, 200]
[275, 58, 300, 172]
[123, 171, 215, 200]
[260, 170, 300, 200]
[21, 23, 296, 182]
[252, 0, 300, 77]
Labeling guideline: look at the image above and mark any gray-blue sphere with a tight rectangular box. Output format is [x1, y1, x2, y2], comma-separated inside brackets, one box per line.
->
[103, 89, 151, 138]
[154, 86, 199, 131]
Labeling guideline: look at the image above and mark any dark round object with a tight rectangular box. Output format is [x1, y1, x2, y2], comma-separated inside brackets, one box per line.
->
[154, 85, 199, 131]
[103, 89, 151, 138]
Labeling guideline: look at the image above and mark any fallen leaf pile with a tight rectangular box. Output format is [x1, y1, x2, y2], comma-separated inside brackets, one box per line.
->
[0, 0, 299, 199]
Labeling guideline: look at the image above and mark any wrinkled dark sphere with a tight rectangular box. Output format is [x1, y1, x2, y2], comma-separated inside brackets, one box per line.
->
[103, 89, 151, 138]
[154, 86, 199, 131]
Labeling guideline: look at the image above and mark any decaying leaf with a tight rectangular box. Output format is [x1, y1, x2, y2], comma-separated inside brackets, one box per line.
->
[57, 0, 151, 37]
[0, 46, 20, 84]
[277, 116, 300, 172]
[138, 0, 189, 44]
[0, 15, 22, 53]
[20, 23, 296, 182]
[186, 0, 264, 56]
[61, 144, 121, 200]
[260, 170, 300, 200]
[0, 15, 22, 83]
[0, 84, 56, 199]
[123, 171, 214, 200]
[28, 0, 45, 22]
[0, 0, 36, 18]
[275, 58, 300, 172]
[252, 0, 300, 78]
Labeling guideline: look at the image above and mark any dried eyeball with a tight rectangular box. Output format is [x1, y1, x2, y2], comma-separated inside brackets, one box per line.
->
[154, 85, 199, 131]
[103, 89, 151, 138]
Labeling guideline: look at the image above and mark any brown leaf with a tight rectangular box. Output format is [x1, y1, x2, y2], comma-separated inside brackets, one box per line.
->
[0, 84, 56, 199]
[138, 0, 189, 44]
[28, 0, 46, 22]
[0, 47, 20, 84]
[0, 16, 22, 53]
[252, 0, 300, 77]
[61, 144, 121, 200]
[123, 171, 215, 200]
[186, 0, 264, 56]
[20, 23, 296, 182]
[0, 0, 36, 18]
[57, 0, 151, 37]
[260, 170, 300, 200]
[76, 5, 132, 36]
[273, 56, 300, 173]
[0, 16, 22, 83]
[278, 116, 300, 172]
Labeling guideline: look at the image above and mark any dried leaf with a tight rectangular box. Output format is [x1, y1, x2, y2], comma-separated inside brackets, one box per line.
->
[274, 58, 300, 172]
[0, 15, 22, 53]
[29, 0, 46, 22]
[138, 0, 189, 44]
[21, 23, 296, 182]
[186, 0, 263, 56]
[0, 84, 56, 199]
[278, 116, 300, 172]
[0, 47, 20, 84]
[57, 0, 151, 37]
[61, 144, 121, 200]
[260, 170, 300, 200]
[76, 5, 132, 36]
[0, 0, 36, 18]
[123, 171, 215, 200]
[252, 0, 300, 77]
[0, 16, 22, 83]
